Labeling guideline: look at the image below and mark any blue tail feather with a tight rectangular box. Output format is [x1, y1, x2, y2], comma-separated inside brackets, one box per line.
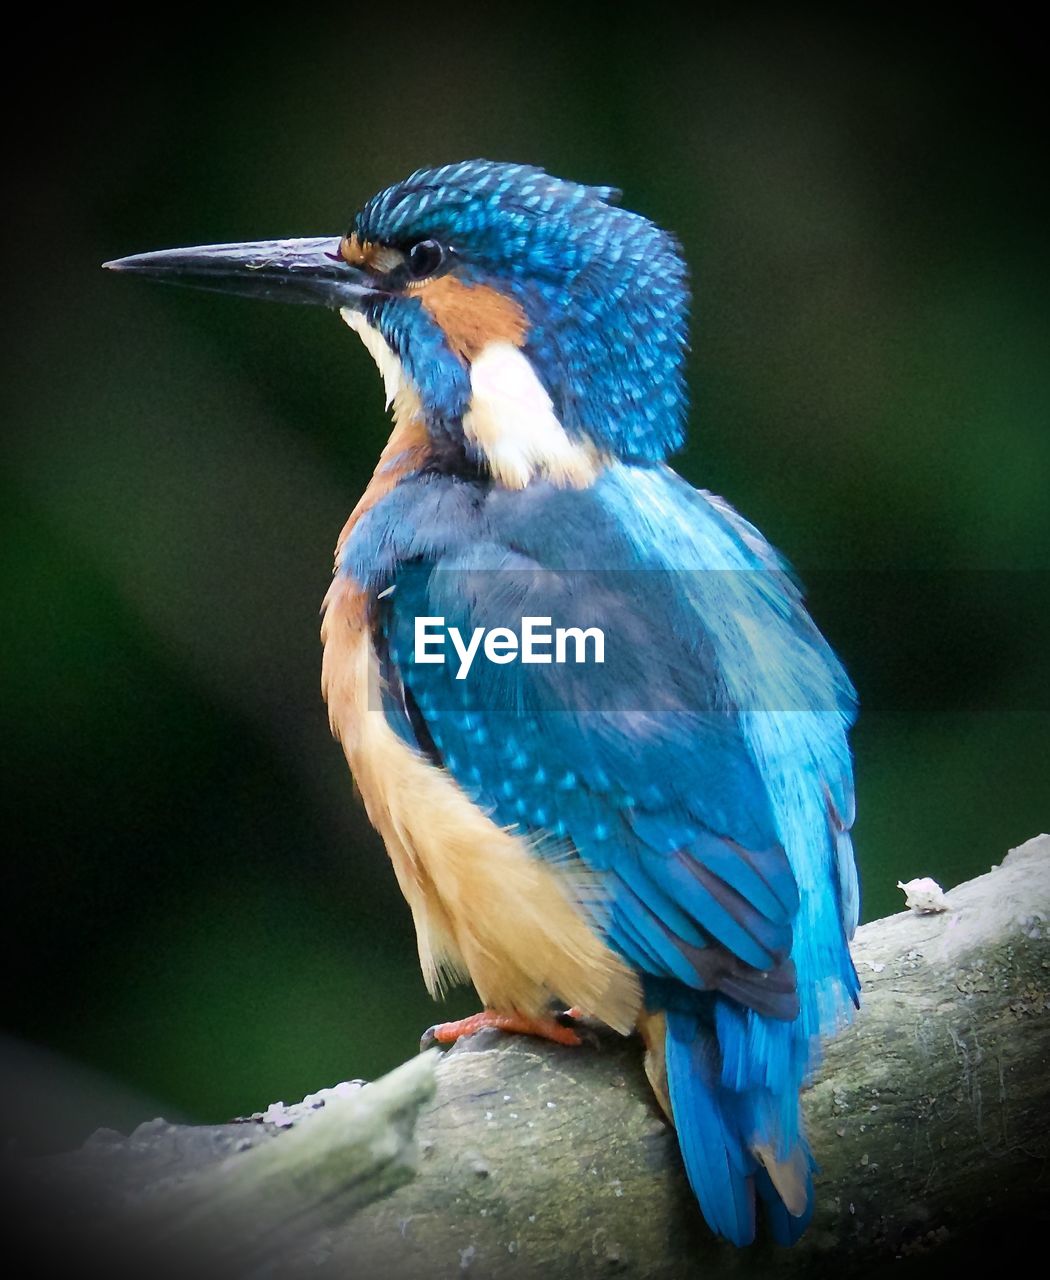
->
[665, 1006, 813, 1246]
[665, 1008, 756, 1245]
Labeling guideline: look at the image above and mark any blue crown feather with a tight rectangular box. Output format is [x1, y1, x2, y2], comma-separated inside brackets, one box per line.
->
[356, 160, 689, 462]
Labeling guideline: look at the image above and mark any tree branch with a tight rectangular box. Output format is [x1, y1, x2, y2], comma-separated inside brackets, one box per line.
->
[15, 836, 1050, 1278]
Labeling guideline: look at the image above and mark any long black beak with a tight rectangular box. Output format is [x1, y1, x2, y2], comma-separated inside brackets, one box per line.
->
[103, 237, 374, 308]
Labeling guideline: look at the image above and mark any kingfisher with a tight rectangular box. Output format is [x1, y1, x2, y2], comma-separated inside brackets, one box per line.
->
[105, 160, 860, 1245]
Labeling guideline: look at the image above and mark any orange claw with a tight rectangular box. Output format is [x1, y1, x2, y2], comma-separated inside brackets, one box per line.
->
[426, 1009, 583, 1048]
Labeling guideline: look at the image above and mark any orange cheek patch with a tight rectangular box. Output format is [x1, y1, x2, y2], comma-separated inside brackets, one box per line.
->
[418, 276, 529, 362]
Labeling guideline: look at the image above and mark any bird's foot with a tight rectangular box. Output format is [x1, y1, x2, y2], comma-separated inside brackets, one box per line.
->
[421, 1009, 582, 1052]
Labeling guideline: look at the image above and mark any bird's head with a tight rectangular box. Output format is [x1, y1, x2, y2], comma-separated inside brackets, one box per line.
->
[106, 161, 689, 484]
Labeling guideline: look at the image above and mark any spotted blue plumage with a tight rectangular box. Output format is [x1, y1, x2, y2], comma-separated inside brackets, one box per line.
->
[106, 158, 860, 1248]
[355, 161, 687, 461]
[340, 461, 859, 1244]
[341, 162, 860, 1245]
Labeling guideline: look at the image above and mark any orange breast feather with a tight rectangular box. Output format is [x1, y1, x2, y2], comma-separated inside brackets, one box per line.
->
[320, 420, 639, 1030]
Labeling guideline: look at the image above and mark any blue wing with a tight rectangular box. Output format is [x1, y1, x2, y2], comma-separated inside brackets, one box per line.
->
[343, 462, 858, 1020]
[341, 460, 859, 1244]
[383, 562, 799, 1012]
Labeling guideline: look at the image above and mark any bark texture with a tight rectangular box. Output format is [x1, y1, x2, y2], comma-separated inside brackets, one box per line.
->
[14, 836, 1050, 1279]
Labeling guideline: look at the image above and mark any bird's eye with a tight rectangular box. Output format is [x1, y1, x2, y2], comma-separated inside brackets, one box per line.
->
[407, 239, 447, 280]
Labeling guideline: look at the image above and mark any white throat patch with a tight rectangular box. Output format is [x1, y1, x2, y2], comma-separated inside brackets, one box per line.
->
[340, 315, 596, 488]
[464, 343, 597, 489]
[340, 308, 422, 424]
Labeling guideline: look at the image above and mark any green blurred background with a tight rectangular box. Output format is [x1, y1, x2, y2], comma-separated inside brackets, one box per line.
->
[3, 12, 1047, 1139]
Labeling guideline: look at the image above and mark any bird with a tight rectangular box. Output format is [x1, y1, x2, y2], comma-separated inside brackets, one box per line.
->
[105, 159, 860, 1246]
